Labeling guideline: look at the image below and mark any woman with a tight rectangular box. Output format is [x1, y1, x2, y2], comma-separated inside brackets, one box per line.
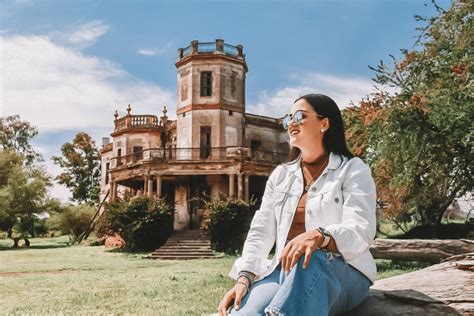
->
[217, 94, 377, 315]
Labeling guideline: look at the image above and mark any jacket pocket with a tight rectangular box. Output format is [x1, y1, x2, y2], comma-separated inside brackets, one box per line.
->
[319, 190, 343, 222]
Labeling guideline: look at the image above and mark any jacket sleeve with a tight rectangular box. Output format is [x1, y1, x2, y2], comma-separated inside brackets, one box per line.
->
[324, 158, 377, 261]
[227, 166, 281, 280]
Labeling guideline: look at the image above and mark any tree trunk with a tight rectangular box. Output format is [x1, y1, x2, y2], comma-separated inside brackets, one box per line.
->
[349, 253, 474, 315]
[370, 239, 474, 263]
[7, 226, 12, 239]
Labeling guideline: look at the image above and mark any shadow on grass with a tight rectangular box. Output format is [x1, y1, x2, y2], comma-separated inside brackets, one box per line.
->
[0, 243, 70, 251]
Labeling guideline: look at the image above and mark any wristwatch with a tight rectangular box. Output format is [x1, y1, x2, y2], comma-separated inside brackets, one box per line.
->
[316, 227, 331, 249]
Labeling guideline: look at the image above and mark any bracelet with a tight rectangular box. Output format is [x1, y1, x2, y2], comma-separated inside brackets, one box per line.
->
[238, 271, 254, 288]
[236, 281, 249, 295]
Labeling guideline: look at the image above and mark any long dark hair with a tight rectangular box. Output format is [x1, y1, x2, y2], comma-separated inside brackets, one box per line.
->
[287, 93, 354, 162]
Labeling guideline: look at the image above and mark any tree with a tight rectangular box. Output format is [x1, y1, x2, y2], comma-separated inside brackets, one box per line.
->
[0, 115, 42, 165]
[52, 132, 101, 205]
[344, 0, 473, 229]
[0, 151, 52, 238]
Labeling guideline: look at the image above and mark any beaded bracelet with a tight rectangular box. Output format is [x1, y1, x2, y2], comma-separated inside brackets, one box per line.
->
[237, 271, 254, 288]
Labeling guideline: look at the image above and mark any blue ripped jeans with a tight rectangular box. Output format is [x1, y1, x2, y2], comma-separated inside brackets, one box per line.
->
[228, 250, 371, 316]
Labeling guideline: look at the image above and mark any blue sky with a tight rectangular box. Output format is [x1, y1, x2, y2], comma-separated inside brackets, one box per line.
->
[0, 0, 451, 201]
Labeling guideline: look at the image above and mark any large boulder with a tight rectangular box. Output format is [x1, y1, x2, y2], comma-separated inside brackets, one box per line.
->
[349, 253, 474, 315]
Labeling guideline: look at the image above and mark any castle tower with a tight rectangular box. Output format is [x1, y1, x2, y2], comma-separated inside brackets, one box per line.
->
[175, 39, 248, 159]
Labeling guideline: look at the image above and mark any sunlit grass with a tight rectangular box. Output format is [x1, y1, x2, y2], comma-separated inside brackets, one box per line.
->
[0, 236, 427, 314]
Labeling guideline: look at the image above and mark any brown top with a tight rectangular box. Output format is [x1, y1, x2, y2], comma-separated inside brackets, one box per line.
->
[286, 154, 329, 241]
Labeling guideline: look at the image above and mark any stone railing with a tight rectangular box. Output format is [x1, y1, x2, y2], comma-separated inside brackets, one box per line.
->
[110, 147, 287, 168]
[114, 115, 159, 132]
[178, 39, 244, 60]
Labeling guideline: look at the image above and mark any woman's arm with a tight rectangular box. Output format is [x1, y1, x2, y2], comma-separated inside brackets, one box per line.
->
[227, 166, 282, 279]
[324, 158, 377, 261]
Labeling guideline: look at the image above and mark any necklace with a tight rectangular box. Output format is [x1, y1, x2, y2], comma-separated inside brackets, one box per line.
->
[301, 155, 329, 192]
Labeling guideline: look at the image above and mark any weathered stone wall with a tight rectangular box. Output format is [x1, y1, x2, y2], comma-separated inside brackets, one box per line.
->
[177, 58, 246, 111]
[113, 131, 161, 157]
[245, 123, 287, 152]
[176, 111, 192, 152]
[207, 175, 228, 198]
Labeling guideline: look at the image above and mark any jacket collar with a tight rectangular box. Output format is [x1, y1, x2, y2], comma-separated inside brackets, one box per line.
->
[283, 151, 344, 174]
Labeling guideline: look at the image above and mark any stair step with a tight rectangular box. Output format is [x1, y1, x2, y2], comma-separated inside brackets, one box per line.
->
[151, 255, 215, 260]
[150, 230, 215, 261]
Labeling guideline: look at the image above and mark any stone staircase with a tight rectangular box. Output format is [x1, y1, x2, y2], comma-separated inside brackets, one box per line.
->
[150, 229, 215, 260]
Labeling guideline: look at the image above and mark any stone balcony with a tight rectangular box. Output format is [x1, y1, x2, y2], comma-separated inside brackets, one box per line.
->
[109, 146, 287, 169]
[113, 114, 160, 132]
[178, 39, 245, 60]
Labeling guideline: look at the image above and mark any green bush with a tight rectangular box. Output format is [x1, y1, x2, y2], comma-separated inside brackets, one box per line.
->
[200, 193, 256, 254]
[48, 204, 95, 238]
[17, 217, 48, 237]
[97, 196, 173, 251]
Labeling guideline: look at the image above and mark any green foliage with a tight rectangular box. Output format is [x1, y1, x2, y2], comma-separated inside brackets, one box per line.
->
[97, 196, 173, 251]
[200, 193, 256, 254]
[0, 150, 52, 238]
[344, 0, 473, 229]
[17, 217, 49, 237]
[0, 115, 42, 165]
[48, 204, 95, 238]
[52, 132, 101, 205]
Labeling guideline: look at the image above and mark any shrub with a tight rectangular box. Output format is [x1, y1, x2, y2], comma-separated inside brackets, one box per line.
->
[48, 204, 95, 238]
[200, 193, 256, 254]
[97, 196, 173, 251]
[17, 216, 48, 237]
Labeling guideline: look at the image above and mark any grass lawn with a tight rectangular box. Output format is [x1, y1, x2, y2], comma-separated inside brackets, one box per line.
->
[0, 236, 427, 315]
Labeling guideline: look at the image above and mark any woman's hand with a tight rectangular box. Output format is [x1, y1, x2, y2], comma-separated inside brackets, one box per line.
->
[217, 277, 249, 316]
[279, 230, 324, 273]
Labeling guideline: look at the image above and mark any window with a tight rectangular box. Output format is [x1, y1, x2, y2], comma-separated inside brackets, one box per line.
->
[105, 162, 110, 185]
[133, 146, 143, 161]
[229, 110, 233, 116]
[200, 71, 212, 96]
[251, 140, 262, 160]
[251, 140, 261, 151]
[117, 148, 122, 166]
[200, 126, 212, 159]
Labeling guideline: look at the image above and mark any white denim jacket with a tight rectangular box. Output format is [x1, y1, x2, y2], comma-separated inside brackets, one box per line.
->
[228, 152, 377, 282]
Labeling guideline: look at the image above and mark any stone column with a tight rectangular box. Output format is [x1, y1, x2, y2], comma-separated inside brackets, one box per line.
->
[216, 39, 224, 52]
[110, 182, 117, 202]
[147, 178, 153, 197]
[244, 174, 250, 202]
[237, 173, 243, 200]
[191, 40, 198, 54]
[156, 176, 162, 198]
[229, 174, 235, 197]
[144, 176, 148, 195]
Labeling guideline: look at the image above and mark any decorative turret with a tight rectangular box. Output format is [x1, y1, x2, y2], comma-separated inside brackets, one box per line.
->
[175, 39, 248, 152]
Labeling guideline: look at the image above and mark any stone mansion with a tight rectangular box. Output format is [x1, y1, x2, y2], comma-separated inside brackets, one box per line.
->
[100, 40, 290, 230]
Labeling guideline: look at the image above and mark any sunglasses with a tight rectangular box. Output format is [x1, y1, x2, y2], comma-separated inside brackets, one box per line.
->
[282, 110, 325, 130]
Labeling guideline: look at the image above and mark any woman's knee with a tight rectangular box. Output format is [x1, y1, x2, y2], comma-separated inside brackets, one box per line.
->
[299, 249, 327, 264]
[294, 249, 330, 273]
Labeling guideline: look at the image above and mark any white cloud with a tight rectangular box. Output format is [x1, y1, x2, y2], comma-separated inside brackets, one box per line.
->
[66, 20, 109, 49]
[247, 72, 383, 118]
[137, 41, 175, 57]
[0, 31, 176, 202]
[138, 49, 160, 56]
[0, 34, 175, 132]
